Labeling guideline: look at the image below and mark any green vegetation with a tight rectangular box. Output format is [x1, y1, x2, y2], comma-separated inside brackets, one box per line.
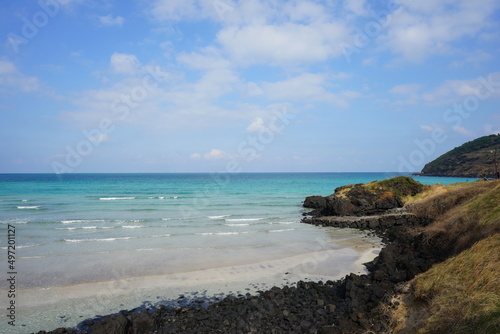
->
[420, 134, 500, 178]
[393, 180, 500, 333]
[373, 176, 425, 198]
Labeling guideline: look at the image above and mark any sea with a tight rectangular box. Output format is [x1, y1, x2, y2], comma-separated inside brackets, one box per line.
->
[0, 173, 477, 333]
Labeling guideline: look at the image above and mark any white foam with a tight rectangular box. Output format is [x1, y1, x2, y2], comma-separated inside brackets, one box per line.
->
[225, 218, 263, 222]
[268, 228, 295, 233]
[0, 219, 29, 224]
[122, 225, 143, 229]
[207, 215, 230, 219]
[99, 197, 135, 201]
[17, 206, 40, 209]
[196, 231, 248, 236]
[269, 221, 295, 225]
[61, 220, 105, 224]
[224, 223, 250, 227]
[64, 237, 133, 243]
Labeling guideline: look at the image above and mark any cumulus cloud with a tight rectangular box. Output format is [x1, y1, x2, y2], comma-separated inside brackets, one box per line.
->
[110, 53, 139, 74]
[98, 14, 125, 27]
[217, 22, 351, 65]
[382, 0, 500, 62]
[204, 149, 228, 160]
[421, 72, 500, 104]
[246, 117, 266, 133]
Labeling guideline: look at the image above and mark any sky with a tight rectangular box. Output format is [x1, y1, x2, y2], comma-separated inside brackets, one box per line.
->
[0, 0, 499, 174]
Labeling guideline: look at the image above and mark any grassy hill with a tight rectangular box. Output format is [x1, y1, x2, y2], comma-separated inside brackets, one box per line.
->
[419, 134, 500, 178]
[389, 180, 500, 333]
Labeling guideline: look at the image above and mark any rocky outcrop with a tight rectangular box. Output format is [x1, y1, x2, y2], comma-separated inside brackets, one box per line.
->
[304, 183, 404, 217]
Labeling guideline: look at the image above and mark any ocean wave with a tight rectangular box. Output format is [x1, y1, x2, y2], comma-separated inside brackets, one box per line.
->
[64, 237, 133, 243]
[149, 234, 171, 238]
[0, 219, 29, 224]
[207, 215, 230, 219]
[56, 226, 114, 230]
[61, 220, 105, 224]
[137, 248, 161, 252]
[1, 243, 41, 250]
[122, 225, 143, 229]
[224, 223, 250, 227]
[225, 218, 264, 222]
[17, 206, 40, 209]
[99, 197, 135, 201]
[268, 228, 295, 233]
[268, 221, 295, 225]
[196, 231, 249, 236]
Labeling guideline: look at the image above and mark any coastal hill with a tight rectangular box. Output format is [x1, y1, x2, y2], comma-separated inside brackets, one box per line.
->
[418, 134, 500, 178]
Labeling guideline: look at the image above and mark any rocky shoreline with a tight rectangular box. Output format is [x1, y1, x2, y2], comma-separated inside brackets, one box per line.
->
[35, 177, 473, 334]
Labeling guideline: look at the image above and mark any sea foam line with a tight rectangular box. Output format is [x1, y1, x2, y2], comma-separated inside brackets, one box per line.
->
[225, 218, 264, 222]
[61, 220, 106, 224]
[207, 215, 230, 219]
[196, 231, 250, 236]
[64, 237, 133, 243]
[224, 223, 250, 227]
[17, 206, 40, 209]
[99, 197, 135, 201]
[268, 228, 295, 233]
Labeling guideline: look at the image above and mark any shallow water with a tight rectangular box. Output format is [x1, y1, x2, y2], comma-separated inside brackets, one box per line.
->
[0, 173, 475, 332]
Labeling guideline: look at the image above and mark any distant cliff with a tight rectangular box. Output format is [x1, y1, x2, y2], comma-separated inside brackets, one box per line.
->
[418, 134, 500, 179]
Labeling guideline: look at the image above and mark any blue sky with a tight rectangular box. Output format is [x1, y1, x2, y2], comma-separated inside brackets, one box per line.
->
[1, 0, 499, 173]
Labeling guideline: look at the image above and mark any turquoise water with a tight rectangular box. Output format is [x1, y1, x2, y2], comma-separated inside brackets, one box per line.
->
[0, 173, 476, 332]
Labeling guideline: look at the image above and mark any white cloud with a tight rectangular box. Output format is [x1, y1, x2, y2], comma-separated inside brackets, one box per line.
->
[149, 0, 198, 21]
[422, 72, 500, 104]
[420, 124, 443, 132]
[449, 50, 494, 69]
[217, 22, 351, 65]
[0, 59, 40, 93]
[246, 117, 266, 133]
[453, 126, 474, 137]
[344, 0, 368, 16]
[177, 47, 231, 71]
[190, 153, 201, 159]
[98, 14, 125, 27]
[261, 73, 332, 101]
[110, 53, 139, 74]
[204, 149, 228, 160]
[0, 59, 16, 74]
[383, 0, 500, 62]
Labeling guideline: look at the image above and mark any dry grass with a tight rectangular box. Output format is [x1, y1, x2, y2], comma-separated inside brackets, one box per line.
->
[388, 180, 500, 334]
[412, 235, 500, 334]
